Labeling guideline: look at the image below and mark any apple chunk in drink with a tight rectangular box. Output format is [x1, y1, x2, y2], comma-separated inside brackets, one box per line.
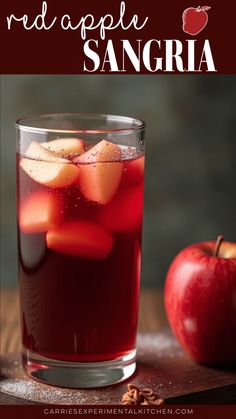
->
[17, 139, 144, 362]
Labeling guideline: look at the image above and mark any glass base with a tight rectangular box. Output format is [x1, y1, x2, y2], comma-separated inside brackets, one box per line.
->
[22, 348, 136, 388]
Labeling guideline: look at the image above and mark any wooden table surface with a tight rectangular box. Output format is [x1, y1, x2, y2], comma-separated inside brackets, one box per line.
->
[1, 288, 236, 405]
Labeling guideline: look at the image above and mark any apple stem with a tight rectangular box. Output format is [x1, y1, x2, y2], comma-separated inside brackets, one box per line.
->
[196, 6, 211, 12]
[201, 6, 211, 11]
[213, 235, 224, 257]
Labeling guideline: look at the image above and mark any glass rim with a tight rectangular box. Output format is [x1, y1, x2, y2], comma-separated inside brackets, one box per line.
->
[15, 113, 146, 134]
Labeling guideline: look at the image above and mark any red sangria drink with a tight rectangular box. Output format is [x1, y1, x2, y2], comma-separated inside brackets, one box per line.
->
[16, 114, 145, 388]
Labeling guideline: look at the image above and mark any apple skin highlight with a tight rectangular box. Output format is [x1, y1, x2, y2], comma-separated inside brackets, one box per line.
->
[164, 239, 236, 365]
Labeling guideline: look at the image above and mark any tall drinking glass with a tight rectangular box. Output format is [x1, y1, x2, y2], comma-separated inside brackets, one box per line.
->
[16, 113, 145, 388]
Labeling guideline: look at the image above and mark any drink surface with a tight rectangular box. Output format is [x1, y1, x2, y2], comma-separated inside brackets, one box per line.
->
[17, 139, 144, 362]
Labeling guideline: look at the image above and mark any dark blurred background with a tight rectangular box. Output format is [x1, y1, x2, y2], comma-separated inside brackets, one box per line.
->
[1, 75, 236, 288]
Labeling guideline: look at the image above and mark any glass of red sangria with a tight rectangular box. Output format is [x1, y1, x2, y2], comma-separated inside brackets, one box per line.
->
[16, 113, 145, 388]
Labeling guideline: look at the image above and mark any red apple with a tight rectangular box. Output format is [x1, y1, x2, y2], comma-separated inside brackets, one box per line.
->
[165, 236, 236, 365]
[182, 6, 211, 36]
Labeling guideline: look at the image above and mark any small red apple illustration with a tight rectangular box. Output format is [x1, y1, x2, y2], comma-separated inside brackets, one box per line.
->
[182, 6, 211, 35]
